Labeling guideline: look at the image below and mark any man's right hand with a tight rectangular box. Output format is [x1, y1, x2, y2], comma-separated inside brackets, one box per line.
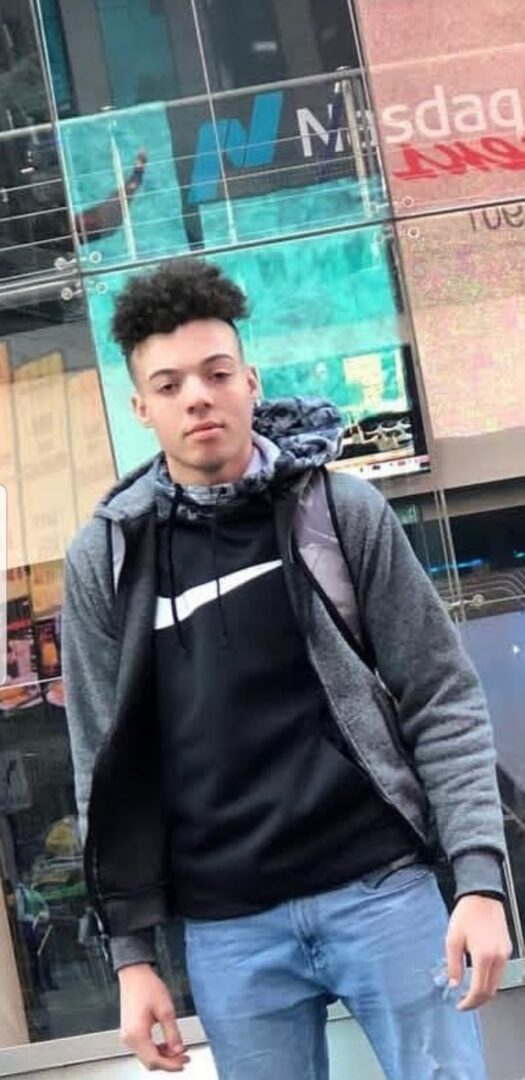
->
[119, 963, 190, 1072]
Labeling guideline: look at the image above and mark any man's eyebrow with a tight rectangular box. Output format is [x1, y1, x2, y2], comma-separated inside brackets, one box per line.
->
[148, 367, 179, 383]
[201, 352, 237, 365]
[148, 353, 237, 383]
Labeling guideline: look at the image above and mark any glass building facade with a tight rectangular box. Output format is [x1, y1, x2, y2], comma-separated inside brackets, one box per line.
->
[0, 0, 524, 1070]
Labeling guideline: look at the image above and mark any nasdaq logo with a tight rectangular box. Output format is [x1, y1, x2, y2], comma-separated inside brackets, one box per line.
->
[188, 91, 284, 204]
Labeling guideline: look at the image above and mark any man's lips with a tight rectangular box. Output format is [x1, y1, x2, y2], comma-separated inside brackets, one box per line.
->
[185, 422, 224, 437]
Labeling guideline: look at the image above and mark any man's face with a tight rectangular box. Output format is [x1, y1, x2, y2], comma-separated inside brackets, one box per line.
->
[131, 318, 259, 486]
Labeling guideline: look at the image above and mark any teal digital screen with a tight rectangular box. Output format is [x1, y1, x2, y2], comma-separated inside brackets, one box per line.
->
[86, 226, 417, 476]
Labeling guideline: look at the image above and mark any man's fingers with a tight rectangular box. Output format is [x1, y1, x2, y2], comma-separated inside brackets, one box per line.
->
[123, 1030, 152, 1066]
[157, 1042, 191, 1061]
[159, 1009, 184, 1055]
[487, 955, 507, 999]
[458, 953, 493, 1011]
[148, 1044, 190, 1072]
[445, 895, 512, 1012]
[460, 954, 507, 1011]
[445, 931, 465, 987]
[126, 1033, 189, 1073]
[118, 969, 187, 1070]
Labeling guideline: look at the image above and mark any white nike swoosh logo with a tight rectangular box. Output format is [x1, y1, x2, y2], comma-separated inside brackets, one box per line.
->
[155, 559, 283, 629]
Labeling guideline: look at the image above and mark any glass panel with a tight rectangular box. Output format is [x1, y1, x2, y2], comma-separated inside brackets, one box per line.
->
[40, 0, 388, 265]
[56, 71, 387, 271]
[454, 498, 525, 936]
[196, 75, 385, 248]
[0, 281, 115, 570]
[0, 278, 194, 1038]
[86, 229, 428, 478]
[58, 98, 215, 270]
[397, 206, 525, 488]
[0, 563, 194, 1039]
[391, 493, 454, 585]
[0, 2, 50, 130]
[386, 492, 525, 956]
[195, 0, 359, 91]
[39, 0, 75, 116]
[0, 125, 73, 283]
[95, 0, 186, 105]
[355, 0, 525, 216]
[39, 0, 206, 113]
[0, 2, 73, 281]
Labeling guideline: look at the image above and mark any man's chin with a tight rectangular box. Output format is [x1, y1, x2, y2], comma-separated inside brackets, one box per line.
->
[192, 453, 227, 475]
[174, 453, 229, 483]
[166, 443, 251, 485]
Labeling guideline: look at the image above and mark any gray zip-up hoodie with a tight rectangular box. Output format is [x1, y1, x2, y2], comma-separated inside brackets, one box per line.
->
[62, 398, 506, 970]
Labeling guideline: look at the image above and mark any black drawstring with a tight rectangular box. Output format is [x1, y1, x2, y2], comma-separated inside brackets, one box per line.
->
[167, 488, 187, 654]
[210, 511, 229, 648]
[167, 490, 229, 652]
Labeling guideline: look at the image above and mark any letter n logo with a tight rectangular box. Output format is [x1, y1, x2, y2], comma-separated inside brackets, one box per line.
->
[189, 92, 283, 204]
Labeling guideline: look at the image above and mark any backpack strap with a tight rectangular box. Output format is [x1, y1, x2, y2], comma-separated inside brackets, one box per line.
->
[293, 468, 377, 672]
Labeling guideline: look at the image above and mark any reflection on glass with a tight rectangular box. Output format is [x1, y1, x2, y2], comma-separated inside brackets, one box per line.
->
[0, 561, 193, 1040]
[59, 103, 199, 268]
[0, 283, 115, 569]
[0, 2, 50, 132]
[57, 67, 386, 270]
[39, 0, 75, 115]
[461, 607, 525, 937]
[400, 499, 525, 614]
[95, 0, 182, 106]
[0, 124, 73, 282]
[40, 0, 205, 113]
[1, 633, 120, 1039]
[0, 273, 191, 1039]
[40, 0, 359, 107]
[449, 503, 525, 615]
[40, 0, 385, 265]
[195, 73, 384, 247]
[0, 2, 73, 280]
[397, 497, 525, 955]
[196, 0, 358, 90]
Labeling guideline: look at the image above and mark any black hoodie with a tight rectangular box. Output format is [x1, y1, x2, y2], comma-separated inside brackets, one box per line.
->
[153, 415, 417, 919]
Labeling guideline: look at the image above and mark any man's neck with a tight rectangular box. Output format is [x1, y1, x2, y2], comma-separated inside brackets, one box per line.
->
[166, 445, 254, 488]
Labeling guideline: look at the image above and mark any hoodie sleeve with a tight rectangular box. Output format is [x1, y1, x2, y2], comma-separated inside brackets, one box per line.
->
[62, 522, 157, 968]
[330, 473, 506, 900]
[62, 525, 118, 842]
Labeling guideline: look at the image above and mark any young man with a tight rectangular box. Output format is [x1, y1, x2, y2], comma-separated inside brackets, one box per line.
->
[63, 258, 511, 1080]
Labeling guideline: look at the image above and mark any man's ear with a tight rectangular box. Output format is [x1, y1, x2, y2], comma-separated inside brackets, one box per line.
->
[131, 393, 154, 428]
[247, 365, 260, 401]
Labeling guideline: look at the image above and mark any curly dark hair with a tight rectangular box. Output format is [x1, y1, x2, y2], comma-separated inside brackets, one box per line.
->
[112, 257, 249, 370]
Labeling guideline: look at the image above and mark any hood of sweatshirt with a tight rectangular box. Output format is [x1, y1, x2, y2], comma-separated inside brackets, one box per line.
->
[94, 397, 343, 524]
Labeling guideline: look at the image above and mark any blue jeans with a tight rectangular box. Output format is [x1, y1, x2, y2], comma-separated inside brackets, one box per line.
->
[184, 865, 487, 1080]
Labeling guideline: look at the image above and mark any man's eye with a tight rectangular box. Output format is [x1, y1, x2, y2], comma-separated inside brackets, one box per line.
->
[211, 371, 231, 381]
[158, 383, 175, 394]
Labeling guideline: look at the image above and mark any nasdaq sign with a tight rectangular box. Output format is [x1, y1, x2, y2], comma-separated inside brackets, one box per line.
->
[189, 92, 284, 203]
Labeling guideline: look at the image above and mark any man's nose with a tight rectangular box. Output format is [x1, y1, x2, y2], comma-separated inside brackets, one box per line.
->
[183, 375, 214, 411]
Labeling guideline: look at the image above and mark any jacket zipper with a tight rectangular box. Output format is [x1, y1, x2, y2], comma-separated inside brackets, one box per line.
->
[84, 746, 113, 933]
